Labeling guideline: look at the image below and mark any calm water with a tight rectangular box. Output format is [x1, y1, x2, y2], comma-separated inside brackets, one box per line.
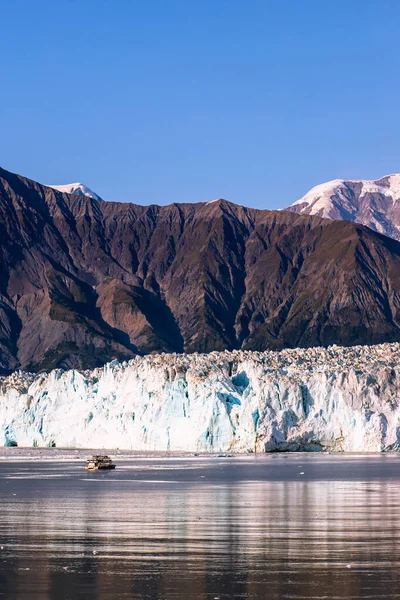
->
[1, 453, 400, 599]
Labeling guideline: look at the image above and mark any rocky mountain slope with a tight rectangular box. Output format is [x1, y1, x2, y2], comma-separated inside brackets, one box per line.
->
[2, 165, 400, 373]
[45, 182, 102, 200]
[286, 174, 400, 240]
[1, 344, 399, 452]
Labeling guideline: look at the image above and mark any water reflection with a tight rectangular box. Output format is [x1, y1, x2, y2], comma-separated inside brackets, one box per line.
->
[1, 456, 400, 599]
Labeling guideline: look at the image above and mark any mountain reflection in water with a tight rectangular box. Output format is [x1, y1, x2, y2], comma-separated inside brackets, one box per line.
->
[0, 454, 400, 600]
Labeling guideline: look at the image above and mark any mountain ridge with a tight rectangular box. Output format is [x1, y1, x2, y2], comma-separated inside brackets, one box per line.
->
[2, 165, 400, 373]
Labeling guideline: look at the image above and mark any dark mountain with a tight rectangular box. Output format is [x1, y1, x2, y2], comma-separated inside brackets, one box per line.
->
[1, 166, 400, 373]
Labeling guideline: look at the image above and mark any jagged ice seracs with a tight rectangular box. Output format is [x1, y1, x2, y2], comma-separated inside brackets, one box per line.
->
[1, 343, 400, 452]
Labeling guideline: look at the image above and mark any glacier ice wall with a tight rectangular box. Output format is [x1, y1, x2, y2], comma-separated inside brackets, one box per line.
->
[1, 344, 400, 452]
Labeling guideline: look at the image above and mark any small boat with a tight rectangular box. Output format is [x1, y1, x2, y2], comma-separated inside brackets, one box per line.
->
[85, 455, 116, 470]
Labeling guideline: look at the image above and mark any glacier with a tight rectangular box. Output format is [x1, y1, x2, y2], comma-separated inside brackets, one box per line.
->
[1, 344, 400, 452]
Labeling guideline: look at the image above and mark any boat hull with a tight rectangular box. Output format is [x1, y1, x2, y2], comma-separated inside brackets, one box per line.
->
[85, 464, 116, 470]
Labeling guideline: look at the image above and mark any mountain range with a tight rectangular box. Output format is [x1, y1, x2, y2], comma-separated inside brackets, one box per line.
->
[1, 166, 400, 373]
[47, 173, 400, 243]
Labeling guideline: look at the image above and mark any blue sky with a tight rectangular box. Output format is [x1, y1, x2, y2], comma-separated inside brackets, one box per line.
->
[1, 0, 400, 208]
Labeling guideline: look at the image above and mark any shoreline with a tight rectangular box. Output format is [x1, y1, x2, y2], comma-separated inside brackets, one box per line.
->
[0, 447, 399, 461]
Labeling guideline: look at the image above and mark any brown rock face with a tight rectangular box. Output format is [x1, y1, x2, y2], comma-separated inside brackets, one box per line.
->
[2, 166, 400, 373]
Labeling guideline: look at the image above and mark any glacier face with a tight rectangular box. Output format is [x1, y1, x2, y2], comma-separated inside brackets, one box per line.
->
[1, 344, 400, 452]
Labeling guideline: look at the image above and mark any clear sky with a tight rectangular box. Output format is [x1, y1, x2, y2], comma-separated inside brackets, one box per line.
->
[1, 0, 400, 208]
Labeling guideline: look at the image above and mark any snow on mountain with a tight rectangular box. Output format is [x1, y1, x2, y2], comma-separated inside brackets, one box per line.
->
[46, 183, 102, 200]
[286, 174, 400, 240]
[2, 343, 400, 452]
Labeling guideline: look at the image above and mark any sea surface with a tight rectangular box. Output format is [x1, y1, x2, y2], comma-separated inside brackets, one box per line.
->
[1, 452, 400, 600]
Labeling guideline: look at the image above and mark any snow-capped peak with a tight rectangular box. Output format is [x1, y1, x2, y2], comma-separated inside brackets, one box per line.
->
[290, 174, 400, 216]
[290, 179, 346, 217]
[285, 173, 400, 240]
[46, 183, 102, 201]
